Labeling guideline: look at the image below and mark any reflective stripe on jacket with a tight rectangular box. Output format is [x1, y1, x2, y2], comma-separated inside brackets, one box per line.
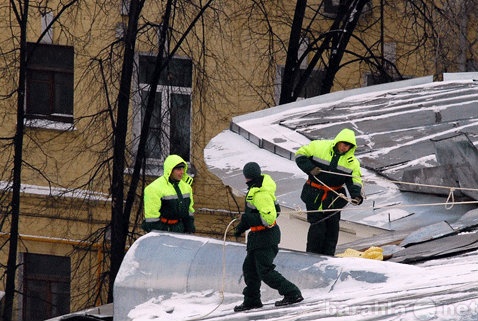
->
[235, 174, 281, 251]
[143, 154, 194, 222]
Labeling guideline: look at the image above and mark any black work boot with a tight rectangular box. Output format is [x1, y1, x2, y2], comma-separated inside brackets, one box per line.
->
[233, 301, 263, 312]
[274, 293, 304, 307]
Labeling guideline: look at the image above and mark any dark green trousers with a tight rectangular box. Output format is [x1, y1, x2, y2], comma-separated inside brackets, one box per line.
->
[241, 246, 301, 305]
[306, 210, 341, 255]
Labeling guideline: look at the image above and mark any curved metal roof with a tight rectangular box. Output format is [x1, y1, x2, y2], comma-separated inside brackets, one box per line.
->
[113, 232, 424, 321]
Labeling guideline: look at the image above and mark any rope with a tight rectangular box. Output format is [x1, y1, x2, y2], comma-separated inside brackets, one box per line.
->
[190, 169, 477, 319]
[299, 169, 478, 214]
[186, 218, 237, 320]
[446, 188, 455, 210]
[387, 178, 478, 193]
[280, 199, 478, 217]
[189, 168, 477, 320]
[319, 168, 478, 193]
[299, 175, 346, 225]
[311, 174, 350, 204]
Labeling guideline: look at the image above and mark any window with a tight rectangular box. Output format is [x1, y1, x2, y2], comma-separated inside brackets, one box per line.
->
[365, 73, 411, 86]
[22, 253, 71, 321]
[364, 42, 410, 86]
[136, 55, 192, 164]
[383, 42, 397, 65]
[323, 0, 343, 16]
[275, 66, 325, 103]
[26, 43, 74, 123]
[40, 12, 53, 44]
[120, 0, 130, 15]
[324, 0, 372, 20]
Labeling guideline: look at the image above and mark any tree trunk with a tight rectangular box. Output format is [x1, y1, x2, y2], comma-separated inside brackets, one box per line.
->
[108, 0, 144, 303]
[320, 0, 370, 94]
[3, 1, 29, 320]
[280, 0, 370, 104]
[279, 0, 307, 105]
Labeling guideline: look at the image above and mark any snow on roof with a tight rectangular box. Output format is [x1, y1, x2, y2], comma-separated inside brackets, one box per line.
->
[204, 73, 478, 236]
[53, 73, 478, 321]
[113, 232, 478, 321]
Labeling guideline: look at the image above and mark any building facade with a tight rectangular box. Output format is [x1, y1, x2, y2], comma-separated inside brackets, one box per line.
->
[0, 0, 477, 319]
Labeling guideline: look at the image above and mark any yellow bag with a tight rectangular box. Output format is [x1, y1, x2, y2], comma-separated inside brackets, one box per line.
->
[336, 246, 383, 261]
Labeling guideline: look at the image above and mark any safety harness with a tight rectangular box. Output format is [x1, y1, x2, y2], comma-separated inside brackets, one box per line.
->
[160, 217, 179, 225]
[306, 179, 342, 201]
[250, 221, 276, 232]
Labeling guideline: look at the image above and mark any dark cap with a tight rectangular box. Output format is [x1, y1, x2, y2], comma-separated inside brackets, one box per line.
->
[339, 141, 354, 147]
[243, 162, 261, 179]
[173, 163, 186, 170]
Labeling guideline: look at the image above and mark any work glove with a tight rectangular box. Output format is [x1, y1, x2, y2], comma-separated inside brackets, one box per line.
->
[275, 203, 281, 217]
[351, 196, 363, 205]
[234, 231, 243, 243]
[234, 229, 242, 238]
[310, 167, 321, 176]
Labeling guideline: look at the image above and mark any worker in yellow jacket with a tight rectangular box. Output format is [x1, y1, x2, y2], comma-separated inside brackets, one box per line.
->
[234, 162, 303, 312]
[141, 154, 195, 233]
[295, 128, 363, 255]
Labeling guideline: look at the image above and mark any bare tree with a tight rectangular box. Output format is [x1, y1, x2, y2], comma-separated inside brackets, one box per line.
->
[220, 0, 388, 107]
[3, 0, 478, 318]
[1, 0, 81, 319]
[106, 0, 219, 302]
[280, 0, 388, 104]
[3, 0, 28, 315]
[234, 0, 478, 107]
[108, 0, 146, 303]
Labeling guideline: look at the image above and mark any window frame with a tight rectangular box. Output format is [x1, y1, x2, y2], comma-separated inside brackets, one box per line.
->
[133, 54, 193, 170]
[20, 253, 71, 321]
[25, 42, 74, 124]
[323, 0, 343, 17]
[275, 65, 325, 104]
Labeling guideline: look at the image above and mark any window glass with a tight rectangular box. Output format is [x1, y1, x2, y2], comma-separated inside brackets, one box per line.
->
[54, 72, 74, 115]
[142, 90, 164, 159]
[27, 71, 51, 114]
[138, 55, 192, 164]
[170, 93, 191, 161]
[139, 55, 192, 87]
[22, 253, 71, 321]
[26, 43, 74, 123]
[277, 66, 324, 100]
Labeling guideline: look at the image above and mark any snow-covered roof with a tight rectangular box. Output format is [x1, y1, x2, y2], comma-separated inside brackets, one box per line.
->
[49, 231, 478, 321]
[49, 73, 478, 321]
[112, 232, 478, 321]
[204, 73, 478, 240]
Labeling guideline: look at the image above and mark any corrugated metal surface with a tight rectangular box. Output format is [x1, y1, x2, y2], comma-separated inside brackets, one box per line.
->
[204, 73, 478, 236]
[113, 232, 423, 321]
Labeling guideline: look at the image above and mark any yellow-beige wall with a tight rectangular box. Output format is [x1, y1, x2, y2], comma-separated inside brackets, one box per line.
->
[1, 0, 477, 316]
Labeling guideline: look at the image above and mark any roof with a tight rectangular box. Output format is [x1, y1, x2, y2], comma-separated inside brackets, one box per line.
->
[50, 73, 478, 321]
[111, 232, 478, 321]
[44, 303, 113, 321]
[204, 73, 478, 249]
[114, 232, 426, 321]
[49, 231, 478, 321]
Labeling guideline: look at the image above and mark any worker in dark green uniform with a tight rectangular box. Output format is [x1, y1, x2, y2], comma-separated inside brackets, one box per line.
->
[141, 154, 195, 234]
[233, 162, 303, 312]
[295, 128, 363, 255]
